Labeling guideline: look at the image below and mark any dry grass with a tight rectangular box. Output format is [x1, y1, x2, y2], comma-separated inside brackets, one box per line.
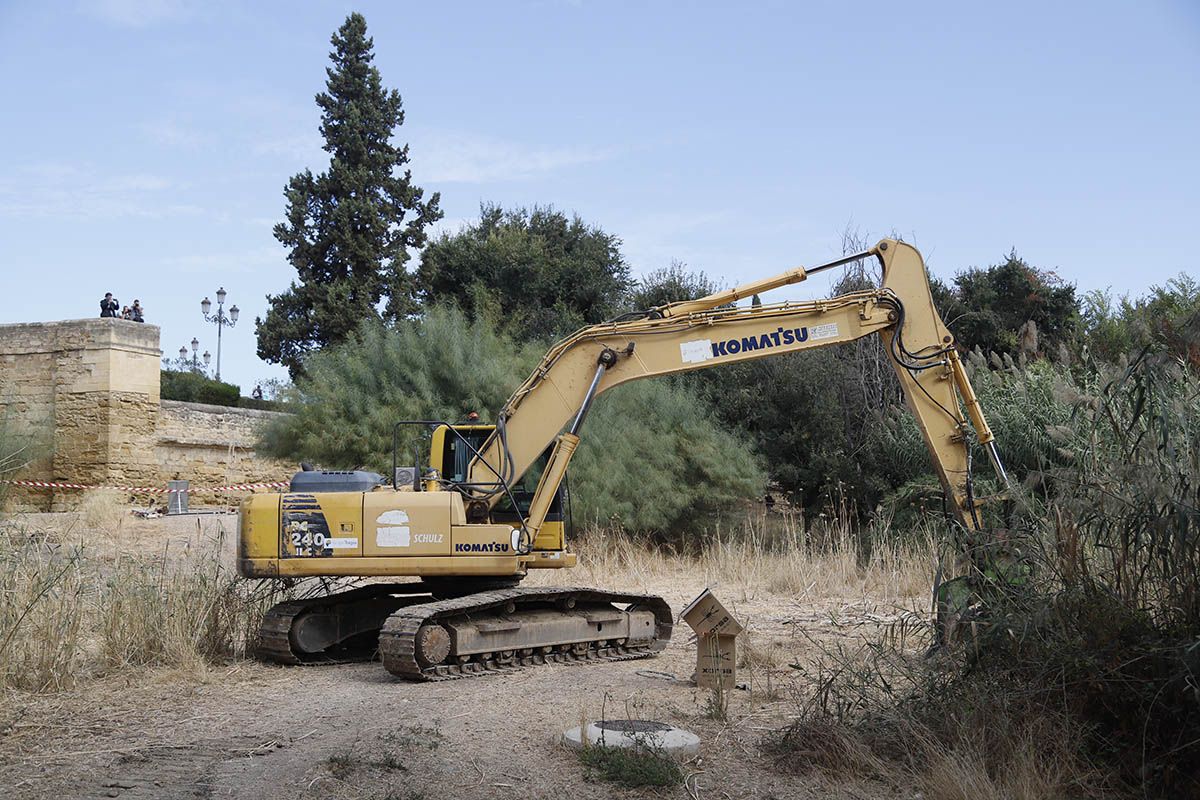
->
[547, 509, 936, 602]
[3, 504, 934, 697]
[737, 632, 785, 670]
[772, 713, 1105, 800]
[0, 518, 283, 693]
[908, 720, 1104, 800]
[77, 488, 127, 534]
[0, 530, 89, 692]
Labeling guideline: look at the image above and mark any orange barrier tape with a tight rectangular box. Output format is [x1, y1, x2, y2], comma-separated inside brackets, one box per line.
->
[0, 479, 288, 493]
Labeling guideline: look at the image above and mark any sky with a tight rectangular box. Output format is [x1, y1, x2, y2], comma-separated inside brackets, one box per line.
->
[1, 0, 1198, 392]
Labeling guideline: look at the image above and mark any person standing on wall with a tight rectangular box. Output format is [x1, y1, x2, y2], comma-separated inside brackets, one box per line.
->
[131, 300, 144, 322]
[100, 293, 119, 318]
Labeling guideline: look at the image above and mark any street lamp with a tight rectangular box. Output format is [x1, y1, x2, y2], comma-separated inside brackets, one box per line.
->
[179, 339, 212, 373]
[200, 287, 239, 381]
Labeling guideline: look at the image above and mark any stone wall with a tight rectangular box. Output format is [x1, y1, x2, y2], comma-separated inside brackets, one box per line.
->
[0, 318, 292, 510]
[157, 400, 293, 490]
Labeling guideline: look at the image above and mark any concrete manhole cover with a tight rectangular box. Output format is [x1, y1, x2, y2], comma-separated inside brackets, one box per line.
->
[596, 720, 672, 734]
[562, 719, 700, 755]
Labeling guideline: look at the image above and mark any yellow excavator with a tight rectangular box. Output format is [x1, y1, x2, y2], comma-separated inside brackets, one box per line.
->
[238, 239, 1008, 680]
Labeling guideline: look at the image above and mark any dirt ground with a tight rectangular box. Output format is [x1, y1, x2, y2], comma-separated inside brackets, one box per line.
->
[0, 511, 916, 800]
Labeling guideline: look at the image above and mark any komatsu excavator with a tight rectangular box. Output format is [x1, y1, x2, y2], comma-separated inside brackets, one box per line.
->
[238, 239, 1008, 681]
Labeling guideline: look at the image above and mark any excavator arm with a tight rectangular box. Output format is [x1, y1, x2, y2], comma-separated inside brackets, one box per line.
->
[467, 239, 1007, 539]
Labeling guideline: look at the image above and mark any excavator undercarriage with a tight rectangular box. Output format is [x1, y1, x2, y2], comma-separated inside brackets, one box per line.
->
[254, 583, 673, 681]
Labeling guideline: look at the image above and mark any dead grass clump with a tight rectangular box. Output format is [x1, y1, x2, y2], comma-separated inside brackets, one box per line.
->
[770, 718, 889, 780]
[0, 532, 89, 691]
[737, 633, 784, 670]
[0, 521, 285, 692]
[557, 509, 935, 602]
[765, 620, 1117, 798]
[910, 720, 1095, 800]
[767, 572, 1194, 798]
[99, 532, 266, 671]
[769, 662, 1109, 798]
[77, 488, 129, 535]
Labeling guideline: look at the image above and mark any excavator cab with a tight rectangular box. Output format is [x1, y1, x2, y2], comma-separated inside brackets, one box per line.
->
[427, 423, 567, 552]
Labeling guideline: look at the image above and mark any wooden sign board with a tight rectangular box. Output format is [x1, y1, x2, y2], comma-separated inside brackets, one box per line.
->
[696, 633, 737, 689]
[681, 588, 745, 638]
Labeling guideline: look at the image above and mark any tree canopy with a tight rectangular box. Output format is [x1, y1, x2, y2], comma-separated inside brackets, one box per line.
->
[628, 261, 720, 310]
[933, 251, 1078, 357]
[416, 205, 631, 342]
[1081, 274, 1200, 367]
[256, 12, 442, 379]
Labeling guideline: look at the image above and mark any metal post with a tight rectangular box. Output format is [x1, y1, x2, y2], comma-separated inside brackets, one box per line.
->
[202, 289, 236, 383]
[216, 313, 222, 381]
[167, 480, 189, 515]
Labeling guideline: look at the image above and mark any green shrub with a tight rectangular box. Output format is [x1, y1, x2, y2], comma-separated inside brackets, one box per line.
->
[570, 379, 765, 538]
[865, 352, 1080, 515]
[577, 744, 683, 789]
[261, 306, 763, 536]
[160, 370, 240, 407]
[260, 306, 537, 470]
[1081, 273, 1200, 366]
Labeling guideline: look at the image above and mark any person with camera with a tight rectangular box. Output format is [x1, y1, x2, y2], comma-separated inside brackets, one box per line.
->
[100, 293, 120, 318]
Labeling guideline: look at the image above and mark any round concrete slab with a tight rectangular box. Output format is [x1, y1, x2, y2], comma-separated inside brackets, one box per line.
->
[562, 719, 701, 755]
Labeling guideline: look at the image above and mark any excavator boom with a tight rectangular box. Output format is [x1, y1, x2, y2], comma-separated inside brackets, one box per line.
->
[469, 239, 1004, 534]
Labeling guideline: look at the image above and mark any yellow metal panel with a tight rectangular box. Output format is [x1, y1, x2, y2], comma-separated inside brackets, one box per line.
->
[533, 520, 564, 551]
[238, 494, 280, 562]
[451, 524, 517, 556]
[525, 548, 576, 569]
[280, 491, 363, 559]
[362, 490, 462, 557]
[429, 424, 448, 464]
[241, 555, 523, 578]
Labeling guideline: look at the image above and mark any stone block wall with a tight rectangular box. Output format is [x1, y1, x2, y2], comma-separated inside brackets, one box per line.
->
[157, 400, 293, 490]
[0, 318, 292, 510]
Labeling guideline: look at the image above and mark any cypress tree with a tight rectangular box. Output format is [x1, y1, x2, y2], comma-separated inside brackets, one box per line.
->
[256, 12, 441, 378]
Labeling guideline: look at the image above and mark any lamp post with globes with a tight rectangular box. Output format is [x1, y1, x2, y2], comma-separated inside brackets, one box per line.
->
[178, 339, 211, 375]
[200, 288, 238, 382]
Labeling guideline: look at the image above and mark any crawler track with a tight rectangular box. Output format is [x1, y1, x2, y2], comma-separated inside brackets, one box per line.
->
[378, 586, 673, 682]
[255, 583, 432, 664]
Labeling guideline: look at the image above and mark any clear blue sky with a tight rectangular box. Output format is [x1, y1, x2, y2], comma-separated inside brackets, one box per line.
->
[1, 1, 1197, 391]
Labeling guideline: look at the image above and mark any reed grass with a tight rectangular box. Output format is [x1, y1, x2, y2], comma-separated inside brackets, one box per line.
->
[768, 350, 1200, 799]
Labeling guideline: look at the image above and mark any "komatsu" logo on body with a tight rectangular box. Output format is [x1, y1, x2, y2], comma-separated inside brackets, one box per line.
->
[455, 542, 511, 553]
[678, 323, 840, 364]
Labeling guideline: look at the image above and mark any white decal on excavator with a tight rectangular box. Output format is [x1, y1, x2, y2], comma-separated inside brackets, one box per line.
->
[375, 509, 411, 547]
[679, 339, 713, 364]
[810, 323, 839, 341]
